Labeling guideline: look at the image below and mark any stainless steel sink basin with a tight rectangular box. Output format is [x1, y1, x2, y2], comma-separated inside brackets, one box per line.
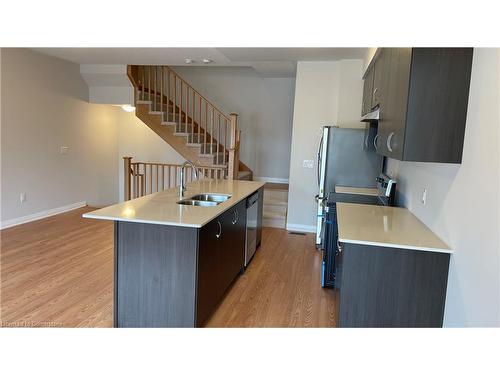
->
[177, 199, 218, 207]
[189, 193, 231, 203]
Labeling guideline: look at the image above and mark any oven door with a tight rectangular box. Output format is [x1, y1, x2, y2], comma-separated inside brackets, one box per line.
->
[322, 204, 338, 288]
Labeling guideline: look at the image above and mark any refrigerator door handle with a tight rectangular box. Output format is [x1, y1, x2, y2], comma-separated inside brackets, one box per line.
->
[317, 134, 323, 188]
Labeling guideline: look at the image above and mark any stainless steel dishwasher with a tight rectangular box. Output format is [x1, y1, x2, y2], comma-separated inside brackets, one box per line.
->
[245, 192, 259, 267]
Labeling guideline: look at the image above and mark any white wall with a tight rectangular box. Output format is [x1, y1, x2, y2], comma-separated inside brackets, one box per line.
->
[0, 49, 119, 226]
[80, 64, 134, 105]
[287, 60, 364, 232]
[384, 48, 500, 326]
[173, 66, 295, 181]
[115, 108, 185, 201]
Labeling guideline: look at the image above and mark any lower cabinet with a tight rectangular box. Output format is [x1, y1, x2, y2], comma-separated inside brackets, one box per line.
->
[196, 199, 247, 326]
[114, 197, 250, 328]
[335, 242, 450, 328]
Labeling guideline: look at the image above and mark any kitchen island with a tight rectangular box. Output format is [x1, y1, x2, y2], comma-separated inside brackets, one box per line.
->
[84, 179, 265, 327]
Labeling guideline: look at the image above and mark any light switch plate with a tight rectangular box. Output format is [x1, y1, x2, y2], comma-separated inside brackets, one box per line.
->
[60, 146, 69, 155]
[303, 160, 314, 169]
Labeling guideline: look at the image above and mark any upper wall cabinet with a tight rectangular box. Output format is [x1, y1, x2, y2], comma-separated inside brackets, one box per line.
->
[362, 48, 473, 163]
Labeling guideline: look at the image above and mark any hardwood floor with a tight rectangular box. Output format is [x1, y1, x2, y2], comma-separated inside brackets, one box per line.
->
[1, 208, 336, 328]
[206, 230, 336, 327]
[1, 207, 114, 327]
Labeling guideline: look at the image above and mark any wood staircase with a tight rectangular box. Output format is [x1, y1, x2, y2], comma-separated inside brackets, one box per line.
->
[127, 65, 252, 180]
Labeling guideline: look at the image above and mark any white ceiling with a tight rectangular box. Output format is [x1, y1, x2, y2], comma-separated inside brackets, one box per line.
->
[33, 48, 367, 77]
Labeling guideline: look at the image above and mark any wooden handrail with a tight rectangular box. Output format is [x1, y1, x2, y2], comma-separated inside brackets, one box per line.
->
[162, 66, 231, 123]
[227, 114, 240, 180]
[128, 65, 244, 177]
[123, 156, 228, 200]
[123, 156, 132, 201]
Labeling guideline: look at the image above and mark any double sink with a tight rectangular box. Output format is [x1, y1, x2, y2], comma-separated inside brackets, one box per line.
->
[177, 193, 232, 207]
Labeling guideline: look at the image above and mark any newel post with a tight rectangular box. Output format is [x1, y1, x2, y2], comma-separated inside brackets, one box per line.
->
[228, 113, 240, 180]
[123, 156, 132, 201]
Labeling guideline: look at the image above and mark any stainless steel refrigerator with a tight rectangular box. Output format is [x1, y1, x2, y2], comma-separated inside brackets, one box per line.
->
[315, 126, 382, 247]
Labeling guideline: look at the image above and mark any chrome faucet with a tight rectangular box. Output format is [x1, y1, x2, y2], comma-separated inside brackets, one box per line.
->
[179, 160, 199, 199]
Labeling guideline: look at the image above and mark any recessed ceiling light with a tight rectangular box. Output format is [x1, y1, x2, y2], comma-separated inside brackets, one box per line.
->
[185, 58, 194, 64]
[202, 58, 213, 64]
[121, 104, 135, 112]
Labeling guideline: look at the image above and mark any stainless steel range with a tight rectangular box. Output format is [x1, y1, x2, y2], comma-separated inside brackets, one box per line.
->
[320, 173, 397, 288]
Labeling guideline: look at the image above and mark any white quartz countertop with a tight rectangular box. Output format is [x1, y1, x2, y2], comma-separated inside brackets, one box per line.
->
[336, 203, 453, 253]
[335, 186, 379, 196]
[83, 179, 265, 228]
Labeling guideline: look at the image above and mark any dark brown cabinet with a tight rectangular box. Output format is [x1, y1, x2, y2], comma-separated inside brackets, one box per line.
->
[364, 48, 473, 163]
[196, 199, 247, 326]
[361, 64, 374, 115]
[114, 193, 258, 328]
[335, 242, 450, 327]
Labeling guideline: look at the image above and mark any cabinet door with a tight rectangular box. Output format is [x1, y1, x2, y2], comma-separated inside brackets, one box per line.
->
[371, 48, 390, 109]
[219, 200, 247, 295]
[377, 48, 412, 160]
[361, 66, 374, 115]
[196, 217, 222, 326]
[403, 48, 473, 163]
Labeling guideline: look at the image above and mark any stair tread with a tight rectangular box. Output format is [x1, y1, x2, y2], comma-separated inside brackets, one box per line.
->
[263, 198, 288, 206]
[186, 142, 216, 147]
[263, 211, 286, 219]
[264, 182, 289, 191]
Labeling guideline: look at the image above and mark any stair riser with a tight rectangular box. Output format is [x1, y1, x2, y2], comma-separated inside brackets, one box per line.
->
[264, 190, 289, 201]
[187, 134, 213, 144]
[262, 217, 287, 229]
[199, 144, 220, 154]
[263, 205, 288, 215]
[199, 153, 228, 163]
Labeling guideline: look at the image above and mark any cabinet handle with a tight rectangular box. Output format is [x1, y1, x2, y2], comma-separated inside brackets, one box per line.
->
[373, 87, 378, 101]
[373, 134, 379, 151]
[232, 209, 238, 225]
[387, 132, 395, 152]
[215, 221, 222, 239]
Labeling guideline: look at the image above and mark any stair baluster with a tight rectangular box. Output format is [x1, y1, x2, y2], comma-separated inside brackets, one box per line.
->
[127, 65, 252, 181]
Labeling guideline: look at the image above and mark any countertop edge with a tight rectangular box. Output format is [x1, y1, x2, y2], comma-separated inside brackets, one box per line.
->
[81, 213, 203, 228]
[338, 237, 454, 254]
[82, 182, 264, 228]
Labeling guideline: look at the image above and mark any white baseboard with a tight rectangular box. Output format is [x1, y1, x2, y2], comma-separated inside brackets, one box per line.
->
[263, 217, 287, 229]
[1, 201, 87, 230]
[254, 176, 289, 184]
[286, 223, 317, 233]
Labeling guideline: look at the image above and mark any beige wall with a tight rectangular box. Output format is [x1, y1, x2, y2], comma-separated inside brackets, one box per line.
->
[173, 66, 295, 181]
[1, 48, 119, 225]
[385, 49, 500, 326]
[286, 60, 364, 232]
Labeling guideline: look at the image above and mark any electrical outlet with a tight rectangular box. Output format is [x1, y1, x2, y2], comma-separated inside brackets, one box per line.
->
[302, 160, 314, 169]
[60, 146, 69, 155]
[20, 192, 26, 203]
[421, 188, 427, 205]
